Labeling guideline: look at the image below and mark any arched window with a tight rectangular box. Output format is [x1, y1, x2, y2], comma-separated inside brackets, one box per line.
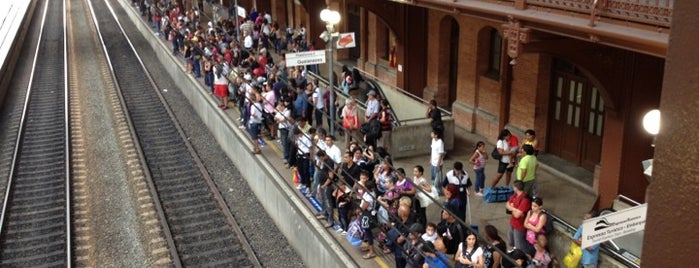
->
[486, 29, 502, 80]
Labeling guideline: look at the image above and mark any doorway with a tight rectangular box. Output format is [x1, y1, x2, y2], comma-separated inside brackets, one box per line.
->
[548, 59, 604, 171]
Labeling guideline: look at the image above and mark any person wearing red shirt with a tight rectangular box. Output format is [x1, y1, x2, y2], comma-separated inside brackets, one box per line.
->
[505, 180, 531, 251]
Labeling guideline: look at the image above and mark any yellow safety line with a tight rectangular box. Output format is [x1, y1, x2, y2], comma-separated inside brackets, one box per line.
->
[261, 135, 282, 157]
[374, 255, 389, 268]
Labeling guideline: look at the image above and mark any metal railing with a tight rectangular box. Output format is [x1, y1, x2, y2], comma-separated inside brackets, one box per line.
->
[524, 0, 673, 28]
[352, 67, 452, 122]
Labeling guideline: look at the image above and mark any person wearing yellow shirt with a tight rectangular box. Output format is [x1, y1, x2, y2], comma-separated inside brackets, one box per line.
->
[517, 145, 539, 198]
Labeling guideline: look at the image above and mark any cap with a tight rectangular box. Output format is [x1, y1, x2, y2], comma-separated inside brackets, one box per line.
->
[208, 21, 213, 28]
[367, 90, 377, 96]
[409, 223, 424, 234]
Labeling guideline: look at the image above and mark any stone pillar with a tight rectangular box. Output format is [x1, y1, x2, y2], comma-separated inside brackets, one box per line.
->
[642, 0, 699, 265]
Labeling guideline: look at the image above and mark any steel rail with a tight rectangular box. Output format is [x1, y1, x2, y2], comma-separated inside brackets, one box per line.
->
[91, 0, 262, 266]
[0, 0, 72, 266]
[83, 0, 182, 266]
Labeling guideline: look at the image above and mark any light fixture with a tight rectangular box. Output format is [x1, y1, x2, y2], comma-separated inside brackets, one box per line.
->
[319, 8, 341, 136]
[320, 9, 341, 25]
[642, 109, 660, 135]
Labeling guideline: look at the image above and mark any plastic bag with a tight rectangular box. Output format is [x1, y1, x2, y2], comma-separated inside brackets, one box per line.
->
[563, 242, 583, 268]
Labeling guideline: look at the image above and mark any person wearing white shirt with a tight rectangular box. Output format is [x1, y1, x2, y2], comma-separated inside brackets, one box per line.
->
[312, 82, 325, 127]
[295, 128, 313, 190]
[249, 95, 264, 154]
[243, 30, 253, 50]
[324, 135, 342, 166]
[365, 90, 380, 121]
[491, 129, 517, 187]
[275, 100, 292, 163]
[430, 129, 445, 196]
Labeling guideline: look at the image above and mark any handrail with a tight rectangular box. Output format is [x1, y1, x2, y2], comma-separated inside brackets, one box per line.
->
[544, 209, 641, 268]
[306, 70, 401, 128]
[352, 67, 452, 117]
[615, 194, 641, 206]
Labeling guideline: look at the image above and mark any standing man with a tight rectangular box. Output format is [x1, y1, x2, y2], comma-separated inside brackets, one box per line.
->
[573, 210, 601, 268]
[517, 144, 539, 198]
[365, 90, 380, 121]
[430, 129, 445, 196]
[294, 128, 313, 191]
[505, 180, 530, 251]
[311, 81, 325, 128]
[442, 161, 472, 218]
[324, 135, 343, 166]
[363, 90, 381, 149]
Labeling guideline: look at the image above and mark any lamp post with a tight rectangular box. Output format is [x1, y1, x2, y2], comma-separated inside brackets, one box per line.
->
[320, 8, 340, 136]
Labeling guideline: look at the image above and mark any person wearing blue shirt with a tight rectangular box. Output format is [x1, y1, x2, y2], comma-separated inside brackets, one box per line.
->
[422, 241, 450, 268]
[573, 210, 601, 268]
[293, 86, 308, 120]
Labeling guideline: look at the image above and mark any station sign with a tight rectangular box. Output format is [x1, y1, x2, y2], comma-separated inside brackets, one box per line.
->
[336, 32, 356, 49]
[581, 203, 647, 248]
[285, 50, 326, 67]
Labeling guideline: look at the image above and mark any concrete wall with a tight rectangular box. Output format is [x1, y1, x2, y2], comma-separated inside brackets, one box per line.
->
[115, 1, 357, 267]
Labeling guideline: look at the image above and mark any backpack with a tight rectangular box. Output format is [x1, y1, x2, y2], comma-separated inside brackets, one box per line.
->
[346, 219, 365, 247]
[542, 210, 554, 234]
[491, 147, 502, 161]
[482, 246, 493, 268]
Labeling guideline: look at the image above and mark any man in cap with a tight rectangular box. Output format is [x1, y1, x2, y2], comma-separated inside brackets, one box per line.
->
[365, 90, 380, 121]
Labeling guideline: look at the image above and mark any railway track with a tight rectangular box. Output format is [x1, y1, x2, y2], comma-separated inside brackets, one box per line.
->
[86, 0, 261, 266]
[0, 0, 72, 266]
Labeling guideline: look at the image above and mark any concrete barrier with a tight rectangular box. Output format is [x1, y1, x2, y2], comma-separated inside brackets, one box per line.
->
[0, 0, 37, 107]
[114, 1, 357, 267]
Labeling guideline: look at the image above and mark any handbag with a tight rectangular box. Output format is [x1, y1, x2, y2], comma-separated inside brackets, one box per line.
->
[563, 242, 583, 268]
[416, 185, 439, 208]
[343, 114, 358, 130]
[491, 147, 502, 161]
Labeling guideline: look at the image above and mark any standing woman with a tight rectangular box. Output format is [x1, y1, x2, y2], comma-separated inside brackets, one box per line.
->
[469, 141, 488, 196]
[262, 82, 277, 138]
[378, 99, 393, 151]
[523, 129, 540, 155]
[455, 232, 485, 268]
[212, 60, 229, 109]
[203, 56, 214, 93]
[341, 98, 360, 145]
[248, 94, 264, 154]
[523, 197, 548, 255]
[483, 225, 507, 268]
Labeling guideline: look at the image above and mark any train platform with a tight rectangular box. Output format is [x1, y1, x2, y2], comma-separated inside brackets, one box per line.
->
[0, 0, 35, 104]
[116, 2, 599, 267]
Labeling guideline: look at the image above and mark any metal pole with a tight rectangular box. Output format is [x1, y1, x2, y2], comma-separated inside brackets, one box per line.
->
[328, 27, 335, 136]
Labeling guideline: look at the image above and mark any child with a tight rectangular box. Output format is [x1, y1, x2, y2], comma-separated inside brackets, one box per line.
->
[421, 222, 439, 243]
[507, 134, 520, 168]
[469, 141, 488, 196]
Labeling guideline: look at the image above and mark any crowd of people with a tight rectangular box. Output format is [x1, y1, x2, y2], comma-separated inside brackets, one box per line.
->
[129, 1, 600, 267]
